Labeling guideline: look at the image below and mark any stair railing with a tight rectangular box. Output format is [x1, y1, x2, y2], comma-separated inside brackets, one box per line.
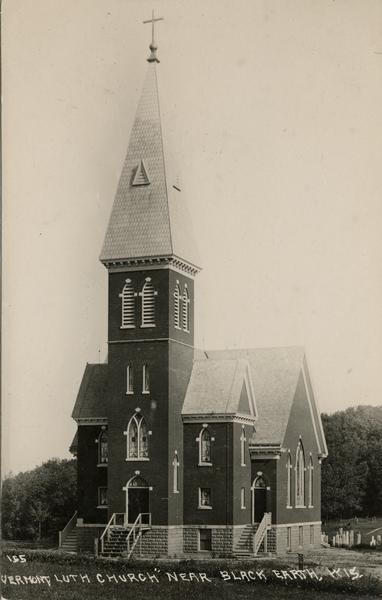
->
[126, 513, 151, 559]
[253, 512, 272, 555]
[100, 513, 125, 555]
[59, 511, 77, 548]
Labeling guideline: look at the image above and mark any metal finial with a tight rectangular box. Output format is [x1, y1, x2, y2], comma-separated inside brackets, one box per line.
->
[143, 10, 164, 63]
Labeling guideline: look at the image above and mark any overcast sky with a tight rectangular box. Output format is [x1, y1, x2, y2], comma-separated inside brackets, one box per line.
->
[3, 0, 382, 474]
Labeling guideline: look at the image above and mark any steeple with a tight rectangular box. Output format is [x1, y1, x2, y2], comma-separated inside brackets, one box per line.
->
[100, 20, 200, 276]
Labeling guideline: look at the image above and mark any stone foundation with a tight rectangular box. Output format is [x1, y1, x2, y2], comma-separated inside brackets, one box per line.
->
[77, 525, 104, 553]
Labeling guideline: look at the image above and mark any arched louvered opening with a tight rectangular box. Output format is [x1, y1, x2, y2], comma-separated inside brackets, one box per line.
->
[140, 278, 156, 327]
[199, 427, 211, 464]
[182, 286, 190, 332]
[295, 440, 305, 507]
[98, 430, 108, 465]
[174, 283, 181, 329]
[120, 279, 135, 329]
[126, 414, 149, 459]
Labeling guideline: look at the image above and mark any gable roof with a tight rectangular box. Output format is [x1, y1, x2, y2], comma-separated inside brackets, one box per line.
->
[199, 347, 305, 445]
[182, 358, 256, 420]
[71, 363, 108, 422]
[99, 62, 200, 271]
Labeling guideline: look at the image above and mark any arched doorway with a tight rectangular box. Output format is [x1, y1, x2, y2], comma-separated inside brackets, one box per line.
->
[125, 475, 150, 524]
[252, 474, 268, 524]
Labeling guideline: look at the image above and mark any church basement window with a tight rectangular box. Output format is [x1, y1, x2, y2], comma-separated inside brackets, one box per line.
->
[199, 529, 212, 551]
[120, 279, 135, 329]
[198, 487, 212, 509]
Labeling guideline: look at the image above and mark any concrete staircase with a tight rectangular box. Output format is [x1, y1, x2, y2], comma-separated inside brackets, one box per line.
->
[60, 528, 77, 553]
[101, 526, 130, 557]
[233, 525, 254, 557]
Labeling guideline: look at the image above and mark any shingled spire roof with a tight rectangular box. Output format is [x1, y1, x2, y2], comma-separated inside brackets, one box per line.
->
[100, 54, 200, 273]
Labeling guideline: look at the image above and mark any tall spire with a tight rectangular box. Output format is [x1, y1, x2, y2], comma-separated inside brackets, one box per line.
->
[143, 10, 164, 63]
[100, 23, 200, 275]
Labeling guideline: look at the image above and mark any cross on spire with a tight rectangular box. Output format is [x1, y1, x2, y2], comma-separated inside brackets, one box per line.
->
[143, 10, 164, 63]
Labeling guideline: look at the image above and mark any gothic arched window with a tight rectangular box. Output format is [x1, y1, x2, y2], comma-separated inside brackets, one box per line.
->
[295, 440, 305, 507]
[182, 285, 190, 332]
[126, 414, 149, 460]
[174, 283, 181, 329]
[308, 454, 314, 507]
[286, 452, 293, 507]
[119, 279, 135, 329]
[98, 430, 108, 465]
[199, 427, 211, 464]
[140, 278, 157, 327]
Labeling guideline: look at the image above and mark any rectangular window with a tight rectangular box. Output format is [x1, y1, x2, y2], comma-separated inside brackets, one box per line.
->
[241, 487, 246, 509]
[299, 526, 303, 547]
[287, 527, 292, 551]
[98, 487, 108, 508]
[310, 525, 314, 545]
[142, 364, 150, 393]
[126, 364, 134, 394]
[198, 487, 212, 509]
[199, 529, 212, 551]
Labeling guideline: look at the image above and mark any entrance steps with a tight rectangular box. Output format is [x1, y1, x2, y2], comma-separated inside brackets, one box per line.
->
[101, 526, 130, 557]
[60, 528, 77, 553]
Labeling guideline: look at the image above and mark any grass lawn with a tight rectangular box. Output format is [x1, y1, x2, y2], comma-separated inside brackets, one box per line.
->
[1, 548, 381, 600]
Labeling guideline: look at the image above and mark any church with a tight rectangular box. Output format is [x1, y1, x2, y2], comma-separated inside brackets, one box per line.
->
[63, 17, 328, 558]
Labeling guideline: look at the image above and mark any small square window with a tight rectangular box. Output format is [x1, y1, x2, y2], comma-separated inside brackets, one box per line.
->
[98, 487, 108, 507]
[199, 529, 212, 551]
[198, 487, 212, 509]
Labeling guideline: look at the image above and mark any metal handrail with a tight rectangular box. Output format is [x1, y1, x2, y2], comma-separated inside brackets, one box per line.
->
[253, 512, 271, 555]
[59, 511, 77, 548]
[100, 512, 125, 554]
[126, 513, 151, 558]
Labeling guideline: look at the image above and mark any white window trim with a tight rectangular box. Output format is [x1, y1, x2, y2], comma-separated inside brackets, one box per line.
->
[286, 451, 293, 508]
[97, 487, 108, 509]
[142, 363, 150, 394]
[295, 440, 306, 508]
[241, 487, 246, 509]
[119, 279, 136, 329]
[198, 487, 212, 510]
[139, 277, 158, 328]
[182, 284, 190, 333]
[126, 364, 134, 395]
[197, 426, 214, 466]
[172, 451, 180, 494]
[240, 427, 247, 467]
[308, 454, 314, 508]
[174, 281, 182, 330]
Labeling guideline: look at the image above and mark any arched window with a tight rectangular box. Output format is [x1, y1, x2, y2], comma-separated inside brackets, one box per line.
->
[140, 278, 157, 327]
[126, 363, 134, 394]
[172, 451, 180, 493]
[98, 430, 108, 465]
[308, 455, 314, 507]
[199, 427, 211, 464]
[174, 283, 181, 329]
[126, 414, 150, 460]
[286, 452, 292, 507]
[295, 440, 305, 507]
[182, 285, 190, 332]
[240, 427, 247, 466]
[119, 279, 135, 329]
[142, 364, 150, 394]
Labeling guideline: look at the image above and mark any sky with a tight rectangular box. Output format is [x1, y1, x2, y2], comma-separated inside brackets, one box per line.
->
[2, 0, 382, 474]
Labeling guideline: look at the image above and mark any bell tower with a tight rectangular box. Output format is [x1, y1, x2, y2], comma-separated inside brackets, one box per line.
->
[99, 14, 200, 550]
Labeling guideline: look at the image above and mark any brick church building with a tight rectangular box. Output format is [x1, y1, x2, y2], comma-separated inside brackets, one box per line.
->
[64, 22, 328, 558]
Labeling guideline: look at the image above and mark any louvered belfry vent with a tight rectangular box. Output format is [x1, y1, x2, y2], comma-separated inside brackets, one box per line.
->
[132, 159, 150, 186]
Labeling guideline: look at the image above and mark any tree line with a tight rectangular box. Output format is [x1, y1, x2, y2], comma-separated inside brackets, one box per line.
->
[321, 405, 382, 520]
[1, 405, 381, 540]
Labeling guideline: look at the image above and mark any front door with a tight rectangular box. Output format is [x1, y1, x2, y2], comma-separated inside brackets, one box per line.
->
[128, 487, 149, 523]
[252, 475, 268, 523]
